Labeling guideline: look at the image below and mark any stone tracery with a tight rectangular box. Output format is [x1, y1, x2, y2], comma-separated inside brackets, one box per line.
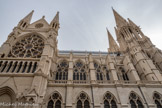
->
[8, 34, 44, 58]
[103, 92, 117, 108]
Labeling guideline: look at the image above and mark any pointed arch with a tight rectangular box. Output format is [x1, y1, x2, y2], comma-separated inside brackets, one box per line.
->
[0, 86, 16, 103]
[103, 91, 118, 108]
[55, 59, 69, 80]
[73, 59, 89, 82]
[129, 91, 144, 108]
[76, 91, 91, 108]
[153, 91, 162, 108]
[118, 66, 129, 81]
[93, 60, 104, 81]
[47, 91, 63, 108]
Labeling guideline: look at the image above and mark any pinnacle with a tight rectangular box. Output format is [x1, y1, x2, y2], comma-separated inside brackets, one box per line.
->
[112, 8, 127, 28]
[22, 10, 34, 23]
[107, 28, 119, 52]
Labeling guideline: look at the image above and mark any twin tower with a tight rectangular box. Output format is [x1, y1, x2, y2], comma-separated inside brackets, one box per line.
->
[0, 9, 162, 108]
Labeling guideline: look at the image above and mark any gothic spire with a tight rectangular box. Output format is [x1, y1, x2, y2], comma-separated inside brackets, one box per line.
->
[50, 12, 59, 25]
[21, 10, 34, 23]
[18, 10, 34, 28]
[112, 8, 127, 28]
[107, 28, 119, 52]
[50, 11, 60, 30]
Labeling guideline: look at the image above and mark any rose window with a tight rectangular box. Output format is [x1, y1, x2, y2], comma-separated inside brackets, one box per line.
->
[8, 34, 44, 58]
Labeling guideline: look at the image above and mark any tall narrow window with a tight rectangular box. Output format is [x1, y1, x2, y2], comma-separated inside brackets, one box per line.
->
[47, 100, 53, 108]
[104, 100, 110, 108]
[129, 92, 144, 108]
[1, 61, 8, 72]
[32, 62, 37, 73]
[103, 65, 110, 80]
[55, 60, 69, 80]
[73, 60, 88, 81]
[17, 62, 23, 73]
[119, 67, 129, 81]
[27, 62, 32, 73]
[12, 62, 18, 72]
[6, 61, 13, 72]
[153, 92, 162, 108]
[77, 100, 82, 108]
[94, 61, 103, 80]
[77, 92, 90, 108]
[55, 100, 61, 108]
[104, 92, 117, 108]
[22, 62, 27, 73]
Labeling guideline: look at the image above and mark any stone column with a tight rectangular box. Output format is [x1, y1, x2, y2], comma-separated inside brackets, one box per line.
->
[66, 52, 73, 108]
[88, 53, 96, 83]
[107, 55, 118, 81]
[68, 52, 73, 83]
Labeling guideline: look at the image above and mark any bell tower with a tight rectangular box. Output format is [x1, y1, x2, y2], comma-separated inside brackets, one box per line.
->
[112, 9, 162, 81]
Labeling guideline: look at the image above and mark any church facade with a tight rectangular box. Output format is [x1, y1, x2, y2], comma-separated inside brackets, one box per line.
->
[0, 9, 162, 108]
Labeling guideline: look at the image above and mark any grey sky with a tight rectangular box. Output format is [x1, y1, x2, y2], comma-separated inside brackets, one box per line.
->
[0, 0, 162, 51]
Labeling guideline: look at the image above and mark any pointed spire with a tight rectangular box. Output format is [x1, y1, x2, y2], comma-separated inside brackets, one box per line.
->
[18, 10, 34, 28]
[50, 11, 60, 30]
[50, 11, 59, 25]
[21, 10, 34, 23]
[112, 8, 127, 28]
[107, 28, 119, 52]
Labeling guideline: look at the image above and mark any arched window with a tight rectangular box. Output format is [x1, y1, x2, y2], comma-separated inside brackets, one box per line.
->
[55, 100, 61, 108]
[76, 92, 90, 108]
[94, 61, 103, 80]
[73, 60, 88, 81]
[153, 92, 162, 108]
[55, 60, 69, 80]
[104, 100, 110, 108]
[129, 92, 144, 108]
[103, 65, 110, 80]
[47, 100, 54, 108]
[118, 67, 129, 81]
[47, 92, 62, 108]
[104, 92, 117, 108]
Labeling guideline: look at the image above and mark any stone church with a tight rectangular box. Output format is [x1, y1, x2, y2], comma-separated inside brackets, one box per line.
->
[0, 9, 162, 108]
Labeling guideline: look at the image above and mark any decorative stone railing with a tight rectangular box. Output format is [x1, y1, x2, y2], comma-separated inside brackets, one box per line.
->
[0, 58, 39, 74]
[48, 79, 162, 85]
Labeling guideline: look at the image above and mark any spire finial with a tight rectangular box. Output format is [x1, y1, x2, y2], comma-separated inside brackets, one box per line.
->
[50, 11, 60, 26]
[42, 16, 45, 19]
[112, 8, 127, 28]
[22, 10, 34, 22]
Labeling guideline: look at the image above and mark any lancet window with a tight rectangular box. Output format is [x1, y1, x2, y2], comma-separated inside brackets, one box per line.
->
[103, 65, 110, 80]
[8, 34, 44, 58]
[103, 92, 117, 108]
[129, 92, 144, 108]
[76, 92, 90, 108]
[0, 61, 37, 73]
[93, 61, 110, 81]
[73, 60, 88, 81]
[47, 92, 62, 108]
[118, 67, 129, 81]
[153, 92, 162, 108]
[94, 61, 103, 80]
[55, 60, 69, 80]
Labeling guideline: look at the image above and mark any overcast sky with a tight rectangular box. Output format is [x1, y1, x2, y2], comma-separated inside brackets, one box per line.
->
[0, 0, 162, 52]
